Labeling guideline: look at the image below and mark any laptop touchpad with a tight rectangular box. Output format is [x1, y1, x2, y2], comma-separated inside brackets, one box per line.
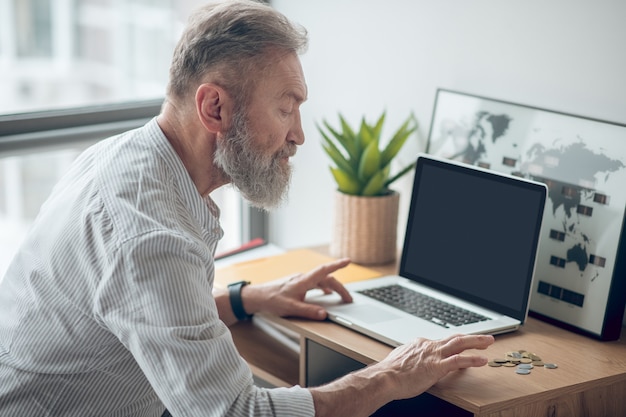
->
[333, 304, 400, 324]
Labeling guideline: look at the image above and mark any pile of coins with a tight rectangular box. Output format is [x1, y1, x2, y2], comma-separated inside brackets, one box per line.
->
[488, 349, 558, 375]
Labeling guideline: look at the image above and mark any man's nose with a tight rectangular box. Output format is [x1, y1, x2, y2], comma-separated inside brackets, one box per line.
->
[289, 111, 305, 145]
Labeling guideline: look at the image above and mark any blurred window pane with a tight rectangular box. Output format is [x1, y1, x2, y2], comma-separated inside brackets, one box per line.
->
[0, 0, 250, 279]
[15, 0, 52, 58]
[1, 0, 184, 113]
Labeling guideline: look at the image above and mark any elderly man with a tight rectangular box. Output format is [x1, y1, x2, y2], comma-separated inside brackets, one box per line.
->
[0, 1, 493, 416]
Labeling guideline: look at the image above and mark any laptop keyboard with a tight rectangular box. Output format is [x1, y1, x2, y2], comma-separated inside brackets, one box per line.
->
[357, 284, 490, 328]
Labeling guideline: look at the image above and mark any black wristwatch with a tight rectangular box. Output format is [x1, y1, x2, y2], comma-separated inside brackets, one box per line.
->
[227, 280, 253, 321]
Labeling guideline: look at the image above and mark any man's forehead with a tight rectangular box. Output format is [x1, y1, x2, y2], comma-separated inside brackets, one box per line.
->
[263, 52, 307, 101]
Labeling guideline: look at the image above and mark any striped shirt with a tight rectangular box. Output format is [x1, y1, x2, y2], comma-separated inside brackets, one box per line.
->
[0, 118, 314, 417]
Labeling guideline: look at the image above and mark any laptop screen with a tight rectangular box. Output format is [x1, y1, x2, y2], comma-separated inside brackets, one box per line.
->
[399, 155, 547, 321]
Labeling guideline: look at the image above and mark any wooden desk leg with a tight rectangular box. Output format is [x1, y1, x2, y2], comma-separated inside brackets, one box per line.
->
[299, 337, 307, 387]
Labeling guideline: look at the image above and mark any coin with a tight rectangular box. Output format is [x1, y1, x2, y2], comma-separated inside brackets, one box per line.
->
[489, 349, 558, 373]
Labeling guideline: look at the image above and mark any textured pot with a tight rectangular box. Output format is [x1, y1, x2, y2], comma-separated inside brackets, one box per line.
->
[330, 190, 400, 265]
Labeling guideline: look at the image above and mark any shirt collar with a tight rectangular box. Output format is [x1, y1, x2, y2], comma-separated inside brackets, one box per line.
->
[145, 117, 224, 241]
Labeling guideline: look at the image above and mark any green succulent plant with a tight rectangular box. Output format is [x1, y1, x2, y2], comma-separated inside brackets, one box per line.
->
[318, 112, 418, 196]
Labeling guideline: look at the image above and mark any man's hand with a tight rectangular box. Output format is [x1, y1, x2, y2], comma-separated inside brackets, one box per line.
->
[214, 258, 353, 325]
[242, 258, 353, 320]
[310, 333, 494, 417]
[374, 333, 494, 400]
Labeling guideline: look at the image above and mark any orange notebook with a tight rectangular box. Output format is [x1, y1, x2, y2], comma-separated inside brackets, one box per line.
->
[214, 248, 383, 289]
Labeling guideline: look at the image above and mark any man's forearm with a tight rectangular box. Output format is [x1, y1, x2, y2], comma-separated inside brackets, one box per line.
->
[213, 284, 263, 326]
[309, 363, 396, 417]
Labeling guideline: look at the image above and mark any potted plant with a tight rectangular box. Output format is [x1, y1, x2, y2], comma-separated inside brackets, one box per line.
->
[318, 111, 417, 264]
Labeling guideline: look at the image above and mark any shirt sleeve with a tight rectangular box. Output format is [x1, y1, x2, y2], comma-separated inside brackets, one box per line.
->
[94, 230, 314, 417]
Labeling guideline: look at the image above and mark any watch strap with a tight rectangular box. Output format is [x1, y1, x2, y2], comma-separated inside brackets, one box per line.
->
[228, 280, 253, 321]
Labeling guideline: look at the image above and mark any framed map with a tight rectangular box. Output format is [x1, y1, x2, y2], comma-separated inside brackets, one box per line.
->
[426, 88, 626, 340]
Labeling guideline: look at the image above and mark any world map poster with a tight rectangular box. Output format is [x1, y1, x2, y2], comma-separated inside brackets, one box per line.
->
[426, 89, 626, 340]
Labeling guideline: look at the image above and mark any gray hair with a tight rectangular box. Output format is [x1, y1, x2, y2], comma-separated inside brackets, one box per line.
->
[166, 0, 308, 105]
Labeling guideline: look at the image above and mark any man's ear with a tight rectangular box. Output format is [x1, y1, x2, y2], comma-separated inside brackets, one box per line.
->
[195, 83, 232, 133]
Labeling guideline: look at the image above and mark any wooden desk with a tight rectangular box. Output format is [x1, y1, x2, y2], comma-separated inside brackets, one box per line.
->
[228, 252, 626, 416]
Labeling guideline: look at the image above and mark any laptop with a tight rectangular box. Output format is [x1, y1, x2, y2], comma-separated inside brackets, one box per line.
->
[307, 153, 547, 346]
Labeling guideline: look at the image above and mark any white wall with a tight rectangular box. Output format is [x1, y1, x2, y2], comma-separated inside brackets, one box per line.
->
[269, 0, 626, 250]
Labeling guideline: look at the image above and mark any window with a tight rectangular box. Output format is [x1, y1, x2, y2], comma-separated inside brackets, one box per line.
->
[0, 0, 262, 279]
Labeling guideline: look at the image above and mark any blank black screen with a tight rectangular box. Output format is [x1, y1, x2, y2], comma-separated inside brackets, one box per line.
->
[400, 157, 546, 321]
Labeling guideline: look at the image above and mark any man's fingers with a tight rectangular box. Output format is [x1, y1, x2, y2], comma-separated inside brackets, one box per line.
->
[318, 276, 352, 303]
[440, 334, 494, 357]
[442, 352, 489, 370]
[434, 334, 493, 373]
[299, 259, 352, 302]
[289, 258, 350, 287]
[308, 258, 351, 279]
[290, 300, 328, 320]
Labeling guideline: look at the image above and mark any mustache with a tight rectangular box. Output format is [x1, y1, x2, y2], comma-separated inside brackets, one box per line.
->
[276, 142, 297, 159]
